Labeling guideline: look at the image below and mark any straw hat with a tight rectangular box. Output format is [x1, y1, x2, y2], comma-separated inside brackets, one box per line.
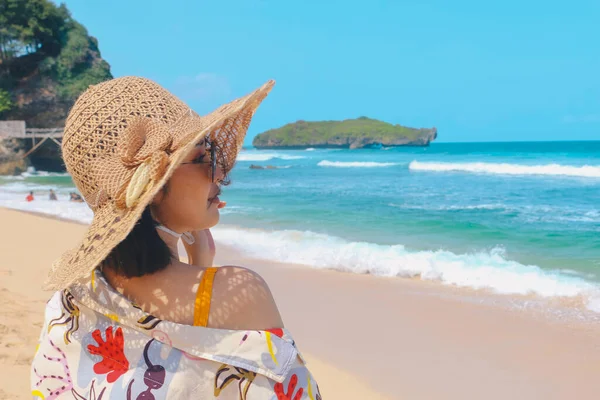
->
[45, 76, 274, 290]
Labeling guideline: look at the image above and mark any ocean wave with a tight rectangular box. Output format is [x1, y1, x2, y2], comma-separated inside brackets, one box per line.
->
[21, 171, 71, 178]
[389, 203, 506, 211]
[388, 202, 600, 224]
[3, 186, 599, 313]
[318, 160, 401, 168]
[513, 205, 600, 224]
[0, 193, 93, 224]
[0, 181, 76, 193]
[219, 205, 263, 215]
[585, 210, 600, 218]
[0, 170, 71, 181]
[0, 175, 25, 181]
[212, 226, 600, 309]
[237, 152, 306, 161]
[409, 161, 600, 178]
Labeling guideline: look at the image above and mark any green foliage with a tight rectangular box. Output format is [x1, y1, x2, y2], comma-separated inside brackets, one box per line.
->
[253, 117, 436, 148]
[52, 21, 111, 99]
[0, 88, 12, 113]
[0, 0, 112, 116]
[0, 0, 68, 60]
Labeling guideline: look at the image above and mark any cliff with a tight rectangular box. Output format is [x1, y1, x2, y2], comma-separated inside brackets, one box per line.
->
[0, 0, 112, 173]
[252, 117, 437, 149]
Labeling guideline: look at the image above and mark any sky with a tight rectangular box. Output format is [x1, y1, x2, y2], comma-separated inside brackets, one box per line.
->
[59, 0, 599, 144]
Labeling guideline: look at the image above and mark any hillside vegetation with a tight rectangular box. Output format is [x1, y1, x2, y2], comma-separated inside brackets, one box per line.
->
[253, 117, 437, 149]
[0, 0, 112, 127]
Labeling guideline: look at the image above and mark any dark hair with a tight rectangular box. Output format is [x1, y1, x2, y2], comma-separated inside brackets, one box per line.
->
[101, 207, 172, 277]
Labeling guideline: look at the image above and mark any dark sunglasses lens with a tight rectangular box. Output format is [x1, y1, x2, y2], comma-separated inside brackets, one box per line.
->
[211, 146, 216, 182]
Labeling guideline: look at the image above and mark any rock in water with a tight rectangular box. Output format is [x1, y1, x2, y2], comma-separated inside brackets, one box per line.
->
[249, 164, 278, 170]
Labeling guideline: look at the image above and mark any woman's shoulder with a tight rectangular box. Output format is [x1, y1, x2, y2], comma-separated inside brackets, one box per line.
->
[209, 265, 284, 331]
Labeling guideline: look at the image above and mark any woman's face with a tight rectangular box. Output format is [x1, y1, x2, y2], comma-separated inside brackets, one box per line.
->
[151, 138, 224, 232]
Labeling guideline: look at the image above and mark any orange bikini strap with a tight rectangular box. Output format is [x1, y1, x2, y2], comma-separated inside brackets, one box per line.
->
[193, 267, 218, 327]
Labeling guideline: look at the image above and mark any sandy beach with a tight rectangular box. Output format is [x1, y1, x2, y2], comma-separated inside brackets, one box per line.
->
[1, 207, 600, 399]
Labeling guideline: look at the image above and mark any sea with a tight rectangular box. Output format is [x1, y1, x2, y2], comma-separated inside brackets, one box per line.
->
[1, 141, 599, 315]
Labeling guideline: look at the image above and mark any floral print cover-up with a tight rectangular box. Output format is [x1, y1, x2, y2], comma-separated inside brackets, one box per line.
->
[31, 269, 322, 399]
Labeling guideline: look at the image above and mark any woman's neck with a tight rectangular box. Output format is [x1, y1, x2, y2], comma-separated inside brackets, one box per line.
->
[156, 228, 182, 256]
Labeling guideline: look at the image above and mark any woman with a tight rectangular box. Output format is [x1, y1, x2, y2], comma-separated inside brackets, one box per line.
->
[31, 77, 321, 399]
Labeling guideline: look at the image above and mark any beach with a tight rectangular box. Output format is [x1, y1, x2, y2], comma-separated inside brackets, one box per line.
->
[1, 207, 600, 399]
[2, 0, 598, 397]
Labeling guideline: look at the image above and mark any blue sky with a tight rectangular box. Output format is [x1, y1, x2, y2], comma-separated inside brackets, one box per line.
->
[60, 0, 599, 143]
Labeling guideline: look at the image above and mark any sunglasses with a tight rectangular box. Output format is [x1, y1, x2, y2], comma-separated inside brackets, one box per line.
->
[131, 339, 165, 400]
[181, 139, 217, 182]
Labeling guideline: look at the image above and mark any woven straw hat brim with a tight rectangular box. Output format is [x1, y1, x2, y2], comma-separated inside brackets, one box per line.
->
[45, 80, 274, 290]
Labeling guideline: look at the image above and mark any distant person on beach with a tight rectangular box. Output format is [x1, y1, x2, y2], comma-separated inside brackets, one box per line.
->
[25, 191, 34, 202]
[69, 192, 84, 202]
[32, 77, 320, 398]
[49, 189, 57, 201]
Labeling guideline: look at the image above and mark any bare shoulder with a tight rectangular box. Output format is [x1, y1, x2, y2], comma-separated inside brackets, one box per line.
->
[208, 265, 284, 331]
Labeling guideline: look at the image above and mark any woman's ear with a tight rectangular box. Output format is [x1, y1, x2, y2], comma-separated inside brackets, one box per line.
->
[150, 186, 168, 222]
[152, 190, 165, 206]
[152, 181, 169, 206]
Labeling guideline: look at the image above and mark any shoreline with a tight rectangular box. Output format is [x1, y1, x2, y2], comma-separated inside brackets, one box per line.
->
[4, 205, 600, 324]
[2, 207, 600, 398]
[2, 168, 599, 316]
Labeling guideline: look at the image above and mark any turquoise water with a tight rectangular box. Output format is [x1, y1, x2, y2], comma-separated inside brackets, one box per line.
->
[1, 141, 599, 309]
[224, 142, 600, 276]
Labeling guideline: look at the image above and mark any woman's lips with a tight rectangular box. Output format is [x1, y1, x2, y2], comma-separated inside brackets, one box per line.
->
[208, 196, 226, 209]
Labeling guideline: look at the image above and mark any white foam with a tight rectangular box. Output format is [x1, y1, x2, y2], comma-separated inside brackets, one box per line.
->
[388, 202, 600, 224]
[585, 210, 600, 219]
[0, 191, 93, 224]
[558, 269, 584, 276]
[237, 152, 306, 161]
[0, 167, 71, 179]
[0, 181, 75, 193]
[212, 226, 600, 311]
[218, 205, 262, 215]
[409, 161, 600, 178]
[389, 203, 506, 211]
[318, 160, 400, 168]
[3, 184, 599, 314]
[305, 148, 316, 151]
[20, 171, 71, 178]
[587, 297, 600, 313]
[0, 175, 25, 181]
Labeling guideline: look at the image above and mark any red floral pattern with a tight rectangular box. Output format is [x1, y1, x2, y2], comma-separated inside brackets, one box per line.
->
[266, 328, 284, 338]
[274, 374, 303, 400]
[87, 326, 129, 383]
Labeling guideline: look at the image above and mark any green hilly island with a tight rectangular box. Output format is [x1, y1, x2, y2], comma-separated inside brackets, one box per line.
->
[252, 117, 437, 149]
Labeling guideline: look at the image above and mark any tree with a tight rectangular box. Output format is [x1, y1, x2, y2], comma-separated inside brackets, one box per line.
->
[0, 0, 69, 61]
[0, 88, 12, 113]
[0, 0, 112, 126]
